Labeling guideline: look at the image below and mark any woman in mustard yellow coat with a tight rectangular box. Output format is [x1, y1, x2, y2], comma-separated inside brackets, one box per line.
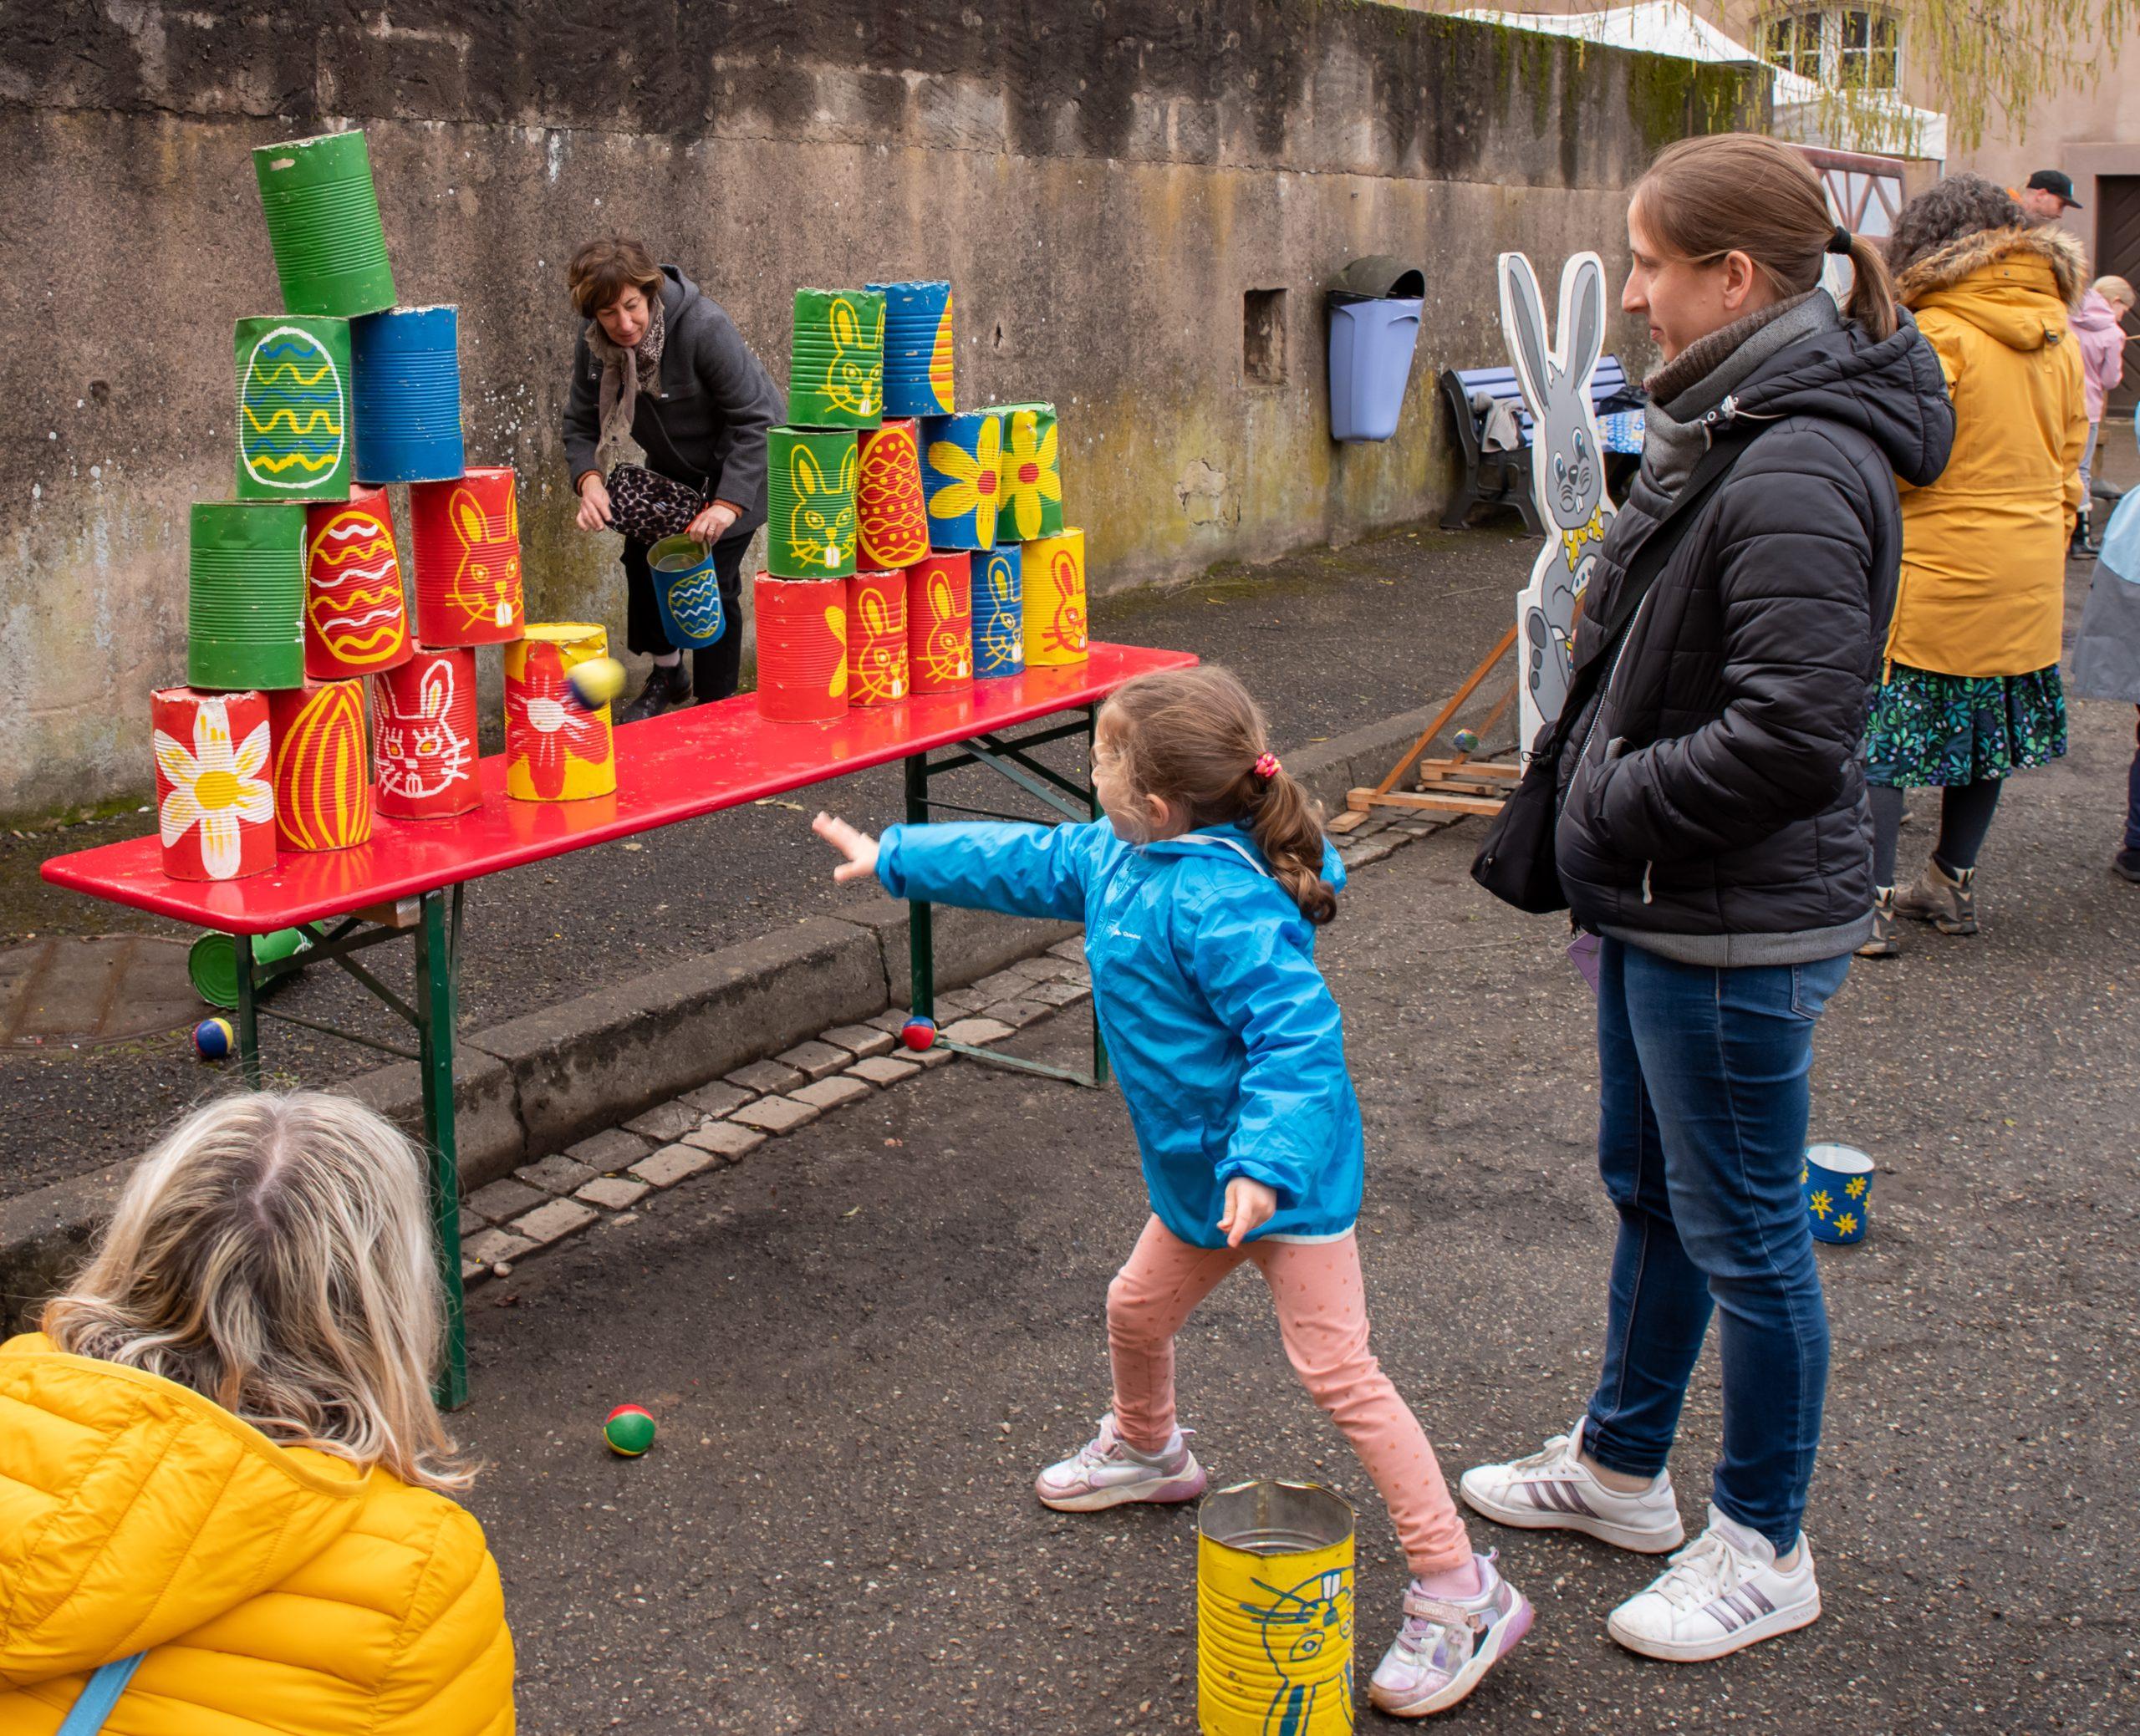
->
[0, 1093, 513, 1735]
[1860, 176, 2089, 955]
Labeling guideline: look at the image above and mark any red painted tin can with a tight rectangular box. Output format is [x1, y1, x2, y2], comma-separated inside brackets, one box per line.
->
[907, 552, 973, 695]
[303, 486, 411, 679]
[268, 678, 373, 851]
[410, 466, 523, 646]
[755, 574, 850, 722]
[848, 569, 910, 706]
[151, 687, 277, 882]
[373, 647, 481, 817]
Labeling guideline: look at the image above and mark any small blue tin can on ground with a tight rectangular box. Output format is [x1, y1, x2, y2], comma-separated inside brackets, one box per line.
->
[350, 306, 465, 484]
[648, 536, 727, 647]
[1804, 1143, 1874, 1244]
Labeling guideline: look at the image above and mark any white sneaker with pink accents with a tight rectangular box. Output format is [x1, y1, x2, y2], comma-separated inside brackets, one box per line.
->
[1032, 1414, 1207, 1512]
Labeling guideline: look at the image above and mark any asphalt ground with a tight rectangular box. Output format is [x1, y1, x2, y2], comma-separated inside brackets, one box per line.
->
[1, 519, 1540, 1196]
[446, 703, 2140, 1733]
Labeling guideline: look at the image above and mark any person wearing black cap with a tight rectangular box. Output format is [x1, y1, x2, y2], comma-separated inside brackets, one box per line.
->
[2017, 170, 2082, 224]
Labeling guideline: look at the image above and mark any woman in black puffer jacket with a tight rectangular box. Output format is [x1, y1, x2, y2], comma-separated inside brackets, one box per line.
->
[1460, 135, 1954, 1668]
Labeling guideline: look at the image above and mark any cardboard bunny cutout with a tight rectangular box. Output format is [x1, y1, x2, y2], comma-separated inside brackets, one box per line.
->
[1499, 250, 1616, 760]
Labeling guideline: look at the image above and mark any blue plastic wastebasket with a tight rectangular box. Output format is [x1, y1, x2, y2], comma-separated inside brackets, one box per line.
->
[1327, 297, 1423, 442]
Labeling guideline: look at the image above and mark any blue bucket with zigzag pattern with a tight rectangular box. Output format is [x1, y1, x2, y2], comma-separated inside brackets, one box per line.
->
[649, 537, 727, 648]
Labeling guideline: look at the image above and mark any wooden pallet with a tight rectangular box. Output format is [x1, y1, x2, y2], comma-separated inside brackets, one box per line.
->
[1327, 624, 1522, 832]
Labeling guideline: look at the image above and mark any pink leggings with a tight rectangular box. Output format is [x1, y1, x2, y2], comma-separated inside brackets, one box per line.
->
[1107, 1214, 1472, 1576]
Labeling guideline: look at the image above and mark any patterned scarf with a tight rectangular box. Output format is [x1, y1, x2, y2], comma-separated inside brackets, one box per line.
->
[587, 291, 667, 465]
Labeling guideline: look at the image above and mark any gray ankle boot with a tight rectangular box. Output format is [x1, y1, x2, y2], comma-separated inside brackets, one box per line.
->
[1894, 859, 1977, 934]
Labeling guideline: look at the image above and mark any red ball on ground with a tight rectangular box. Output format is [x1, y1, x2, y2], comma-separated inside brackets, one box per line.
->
[899, 1017, 937, 1051]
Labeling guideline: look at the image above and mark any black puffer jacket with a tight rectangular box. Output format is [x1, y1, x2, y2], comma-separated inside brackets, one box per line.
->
[1555, 313, 1954, 963]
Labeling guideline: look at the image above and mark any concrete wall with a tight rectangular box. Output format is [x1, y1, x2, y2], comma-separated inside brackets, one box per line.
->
[0, 0, 1756, 821]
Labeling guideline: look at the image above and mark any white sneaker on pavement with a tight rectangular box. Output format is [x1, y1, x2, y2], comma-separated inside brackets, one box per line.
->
[1368, 1552, 1533, 1718]
[1033, 1413, 1207, 1512]
[1460, 1419, 1685, 1553]
[1607, 1503, 1821, 1662]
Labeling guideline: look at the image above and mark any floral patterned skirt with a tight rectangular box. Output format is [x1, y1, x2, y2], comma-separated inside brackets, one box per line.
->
[1864, 662, 2067, 787]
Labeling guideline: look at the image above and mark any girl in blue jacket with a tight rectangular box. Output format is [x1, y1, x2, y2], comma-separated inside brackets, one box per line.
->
[813, 664, 1531, 1718]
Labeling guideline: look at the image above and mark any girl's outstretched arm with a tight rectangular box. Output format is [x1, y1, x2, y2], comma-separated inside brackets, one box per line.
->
[812, 813, 1107, 921]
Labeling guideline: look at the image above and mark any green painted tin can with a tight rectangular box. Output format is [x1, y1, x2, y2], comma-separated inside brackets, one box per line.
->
[233, 316, 352, 501]
[188, 503, 308, 690]
[788, 288, 884, 428]
[981, 401, 1063, 542]
[767, 428, 859, 578]
[252, 130, 396, 318]
[187, 926, 313, 1010]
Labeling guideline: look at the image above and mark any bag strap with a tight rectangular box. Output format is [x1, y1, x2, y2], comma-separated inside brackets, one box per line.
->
[1538, 428, 1759, 765]
[57, 1654, 146, 1736]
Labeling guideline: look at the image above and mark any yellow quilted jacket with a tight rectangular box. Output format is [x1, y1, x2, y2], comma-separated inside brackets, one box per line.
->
[1891, 224, 2090, 677]
[0, 1334, 513, 1735]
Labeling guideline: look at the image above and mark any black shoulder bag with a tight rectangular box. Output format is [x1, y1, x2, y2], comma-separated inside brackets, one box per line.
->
[1470, 430, 1755, 914]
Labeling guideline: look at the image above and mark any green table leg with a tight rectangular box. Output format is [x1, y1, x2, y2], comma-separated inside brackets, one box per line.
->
[1084, 705, 1109, 1087]
[232, 932, 263, 1089]
[413, 887, 469, 1410]
[904, 751, 935, 1023]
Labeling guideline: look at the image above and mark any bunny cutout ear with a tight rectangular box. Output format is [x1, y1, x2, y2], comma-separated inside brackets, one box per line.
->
[1558, 252, 1607, 391]
[1498, 252, 1555, 410]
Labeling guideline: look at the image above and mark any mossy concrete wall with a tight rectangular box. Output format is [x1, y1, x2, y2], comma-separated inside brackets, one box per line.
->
[0, 0, 1759, 819]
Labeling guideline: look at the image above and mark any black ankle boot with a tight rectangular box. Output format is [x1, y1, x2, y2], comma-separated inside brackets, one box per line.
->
[619, 662, 690, 725]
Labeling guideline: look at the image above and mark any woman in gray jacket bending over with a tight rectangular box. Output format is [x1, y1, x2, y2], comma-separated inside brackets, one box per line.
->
[563, 238, 786, 720]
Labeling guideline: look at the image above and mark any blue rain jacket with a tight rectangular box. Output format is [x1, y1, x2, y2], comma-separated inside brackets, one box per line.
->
[876, 818, 1363, 1248]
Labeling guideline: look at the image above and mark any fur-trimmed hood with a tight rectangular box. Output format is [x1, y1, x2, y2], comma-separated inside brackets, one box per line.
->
[1900, 223, 2080, 318]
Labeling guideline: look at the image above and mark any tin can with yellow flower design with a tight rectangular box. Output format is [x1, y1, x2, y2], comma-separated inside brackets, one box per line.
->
[982, 402, 1062, 542]
[1803, 1143, 1873, 1244]
[920, 412, 1004, 551]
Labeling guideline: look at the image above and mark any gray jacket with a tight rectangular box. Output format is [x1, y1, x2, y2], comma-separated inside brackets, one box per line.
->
[563, 266, 786, 539]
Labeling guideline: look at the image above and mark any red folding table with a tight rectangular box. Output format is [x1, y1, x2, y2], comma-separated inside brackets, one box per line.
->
[43, 641, 1196, 1403]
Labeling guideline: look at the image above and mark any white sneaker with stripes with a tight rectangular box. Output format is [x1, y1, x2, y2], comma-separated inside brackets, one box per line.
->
[1607, 1504, 1822, 1662]
[1459, 1419, 1685, 1553]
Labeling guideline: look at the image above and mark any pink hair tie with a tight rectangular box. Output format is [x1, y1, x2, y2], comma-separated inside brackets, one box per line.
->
[1253, 751, 1281, 781]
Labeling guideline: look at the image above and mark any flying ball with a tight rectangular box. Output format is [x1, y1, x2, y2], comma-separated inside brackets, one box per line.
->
[193, 1017, 236, 1061]
[604, 1403, 657, 1457]
[1453, 728, 1480, 753]
[899, 1016, 937, 1052]
[568, 656, 627, 713]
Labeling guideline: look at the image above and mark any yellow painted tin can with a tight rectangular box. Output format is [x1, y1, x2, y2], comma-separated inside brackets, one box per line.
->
[505, 623, 617, 802]
[1021, 527, 1089, 667]
[1198, 1480, 1356, 1734]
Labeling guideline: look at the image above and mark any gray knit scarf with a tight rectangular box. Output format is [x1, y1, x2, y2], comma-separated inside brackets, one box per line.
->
[1638, 289, 1841, 497]
[585, 292, 667, 465]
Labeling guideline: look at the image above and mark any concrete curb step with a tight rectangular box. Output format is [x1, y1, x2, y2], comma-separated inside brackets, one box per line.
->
[0, 692, 1471, 1331]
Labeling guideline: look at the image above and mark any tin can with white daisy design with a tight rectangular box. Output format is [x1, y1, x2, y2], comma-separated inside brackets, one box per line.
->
[1803, 1143, 1874, 1245]
[152, 688, 278, 882]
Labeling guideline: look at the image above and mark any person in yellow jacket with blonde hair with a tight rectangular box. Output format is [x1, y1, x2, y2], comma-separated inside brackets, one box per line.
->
[0, 1092, 513, 1735]
[1859, 175, 2090, 957]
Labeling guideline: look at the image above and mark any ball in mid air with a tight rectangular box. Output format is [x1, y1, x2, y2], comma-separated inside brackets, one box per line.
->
[568, 656, 628, 712]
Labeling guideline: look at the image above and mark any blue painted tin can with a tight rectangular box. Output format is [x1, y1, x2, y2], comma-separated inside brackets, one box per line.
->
[350, 306, 465, 484]
[973, 546, 1024, 678]
[648, 536, 728, 647]
[918, 412, 1002, 550]
[1803, 1143, 1873, 1244]
[869, 279, 955, 417]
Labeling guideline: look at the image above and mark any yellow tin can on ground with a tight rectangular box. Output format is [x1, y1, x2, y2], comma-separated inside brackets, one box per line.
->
[505, 623, 617, 802]
[1198, 1479, 1356, 1734]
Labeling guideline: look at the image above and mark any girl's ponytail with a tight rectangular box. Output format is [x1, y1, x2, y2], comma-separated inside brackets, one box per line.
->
[1246, 765, 1338, 926]
[1102, 664, 1340, 924]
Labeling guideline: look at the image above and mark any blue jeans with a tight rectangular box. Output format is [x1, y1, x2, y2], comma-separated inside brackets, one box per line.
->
[1583, 938, 1851, 1553]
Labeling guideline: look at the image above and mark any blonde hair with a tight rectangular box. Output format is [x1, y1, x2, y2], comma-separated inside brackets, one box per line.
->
[1101, 664, 1338, 924]
[2095, 274, 2136, 308]
[1633, 134, 1898, 342]
[42, 1092, 473, 1493]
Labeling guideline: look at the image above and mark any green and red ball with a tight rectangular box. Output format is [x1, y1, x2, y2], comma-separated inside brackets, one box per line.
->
[604, 1403, 657, 1456]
